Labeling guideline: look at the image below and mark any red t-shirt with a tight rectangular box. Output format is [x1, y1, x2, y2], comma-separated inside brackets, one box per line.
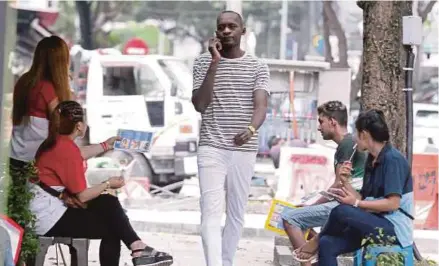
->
[36, 135, 87, 194]
[27, 80, 57, 119]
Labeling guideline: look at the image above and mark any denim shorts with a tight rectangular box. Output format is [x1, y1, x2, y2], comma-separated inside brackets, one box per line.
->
[281, 201, 339, 230]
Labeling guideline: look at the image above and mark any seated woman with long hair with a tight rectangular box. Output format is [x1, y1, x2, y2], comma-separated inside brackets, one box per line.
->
[293, 110, 414, 265]
[30, 101, 173, 266]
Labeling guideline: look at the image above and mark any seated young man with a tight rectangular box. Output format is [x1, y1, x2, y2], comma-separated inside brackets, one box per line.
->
[311, 109, 414, 265]
[281, 101, 366, 265]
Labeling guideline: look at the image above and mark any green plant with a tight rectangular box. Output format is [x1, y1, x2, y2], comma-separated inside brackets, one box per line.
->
[6, 161, 39, 263]
[361, 227, 404, 266]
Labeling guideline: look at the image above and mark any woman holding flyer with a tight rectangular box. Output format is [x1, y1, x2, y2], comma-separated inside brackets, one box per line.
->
[30, 101, 173, 266]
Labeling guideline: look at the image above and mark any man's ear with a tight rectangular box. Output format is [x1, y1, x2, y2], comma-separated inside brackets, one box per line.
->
[242, 27, 247, 35]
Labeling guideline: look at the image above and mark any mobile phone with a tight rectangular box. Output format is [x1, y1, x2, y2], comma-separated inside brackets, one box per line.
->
[328, 188, 344, 196]
[319, 191, 338, 201]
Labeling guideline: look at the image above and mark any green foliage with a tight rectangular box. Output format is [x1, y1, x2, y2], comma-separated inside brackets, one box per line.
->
[6, 161, 39, 262]
[361, 227, 404, 266]
[133, 0, 224, 51]
[108, 24, 172, 54]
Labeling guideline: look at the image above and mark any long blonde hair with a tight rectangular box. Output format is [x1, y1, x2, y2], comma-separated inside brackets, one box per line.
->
[12, 36, 72, 125]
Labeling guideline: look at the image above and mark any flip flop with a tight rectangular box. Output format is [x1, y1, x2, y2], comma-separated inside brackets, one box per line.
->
[292, 248, 318, 263]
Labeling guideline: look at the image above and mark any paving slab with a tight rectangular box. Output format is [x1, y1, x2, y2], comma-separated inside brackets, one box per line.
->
[43, 232, 274, 266]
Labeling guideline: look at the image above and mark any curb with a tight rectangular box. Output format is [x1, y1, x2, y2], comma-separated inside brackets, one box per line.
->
[273, 236, 354, 266]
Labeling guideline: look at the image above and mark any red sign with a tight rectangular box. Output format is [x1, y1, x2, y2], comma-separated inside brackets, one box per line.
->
[413, 154, 438, 230]
[123, 38, 149, 55]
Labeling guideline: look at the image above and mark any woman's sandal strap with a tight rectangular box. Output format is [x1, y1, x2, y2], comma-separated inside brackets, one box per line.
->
[131, 248, 167, 257]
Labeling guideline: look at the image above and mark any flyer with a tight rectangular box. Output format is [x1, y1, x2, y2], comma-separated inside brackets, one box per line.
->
[264, 199, 310, 237]
[113, 129, 154, 153]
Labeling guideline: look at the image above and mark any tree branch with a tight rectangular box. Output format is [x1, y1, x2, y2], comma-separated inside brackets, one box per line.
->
[287, 22, 300, 31]
[322, 2, 334, 64]
[165, 26, 203, 42]
[323, 1, 349, 67]
[418, 0, 437, 22]
[92, 2, 129, 33]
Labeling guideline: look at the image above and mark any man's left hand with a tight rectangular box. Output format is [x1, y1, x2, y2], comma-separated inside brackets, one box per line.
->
[233, 129, 253, 146]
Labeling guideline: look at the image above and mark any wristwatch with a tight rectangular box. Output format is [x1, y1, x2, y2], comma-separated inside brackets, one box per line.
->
[353, 199, 360, 208]
[247, 125, 256, 135]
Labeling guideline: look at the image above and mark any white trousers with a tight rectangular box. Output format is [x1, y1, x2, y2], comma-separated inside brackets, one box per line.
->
[197, 145, 257, 266]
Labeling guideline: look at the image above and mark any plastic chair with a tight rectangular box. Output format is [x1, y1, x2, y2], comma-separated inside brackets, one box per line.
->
[33, 236, 89, 266]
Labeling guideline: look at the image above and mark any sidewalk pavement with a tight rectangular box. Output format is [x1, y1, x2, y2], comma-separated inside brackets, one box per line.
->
[126, 209, 439, 261]
[44, 232, 274, 266]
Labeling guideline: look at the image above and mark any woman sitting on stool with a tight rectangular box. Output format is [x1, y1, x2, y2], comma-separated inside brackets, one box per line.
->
[30, 100, 173, 266]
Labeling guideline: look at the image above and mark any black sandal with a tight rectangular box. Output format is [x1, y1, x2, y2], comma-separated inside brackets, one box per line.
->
[132, 246, 173, 266]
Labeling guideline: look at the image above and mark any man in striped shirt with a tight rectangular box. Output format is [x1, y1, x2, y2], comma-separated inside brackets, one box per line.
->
[192, 10, 270, 266]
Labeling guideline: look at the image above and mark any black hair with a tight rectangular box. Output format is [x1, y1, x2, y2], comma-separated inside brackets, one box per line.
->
[36, 101, 84, 157]
[217, 10, 244, 26]
[317, 101, 348, 127]
[355, 109, 390, 142]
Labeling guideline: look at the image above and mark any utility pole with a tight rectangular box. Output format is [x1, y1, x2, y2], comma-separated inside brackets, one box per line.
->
[279, 0, 288, 59]
[0, 0, 17, 211]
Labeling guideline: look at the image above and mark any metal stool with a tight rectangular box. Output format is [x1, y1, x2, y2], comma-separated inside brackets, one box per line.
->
[34, 236, 90, 266]
[354, 245, 414, 266]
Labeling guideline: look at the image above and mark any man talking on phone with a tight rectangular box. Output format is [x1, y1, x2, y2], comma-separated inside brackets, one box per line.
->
[281, 101, 366, 265]
[191, 10, 270, 266]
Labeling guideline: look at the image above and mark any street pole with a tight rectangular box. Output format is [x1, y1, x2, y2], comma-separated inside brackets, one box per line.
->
[279, 0, 288, 60]
[226, 0, 241, 13]
[226, 0, 246, 50]
[0, 0, 17, 213]
[402, 14, 423, 262]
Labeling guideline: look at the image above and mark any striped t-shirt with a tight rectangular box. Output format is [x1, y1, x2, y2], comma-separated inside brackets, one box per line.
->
[192, 52, 270, 152]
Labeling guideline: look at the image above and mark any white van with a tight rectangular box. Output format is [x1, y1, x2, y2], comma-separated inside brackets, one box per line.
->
[73, 52, 200, 192]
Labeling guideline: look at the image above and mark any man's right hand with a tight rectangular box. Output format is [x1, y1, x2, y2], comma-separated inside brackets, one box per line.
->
[208, 37, 222, 62]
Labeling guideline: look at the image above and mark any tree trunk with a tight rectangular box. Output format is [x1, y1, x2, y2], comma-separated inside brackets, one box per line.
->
[358, 1, 412, 154]
[75, 1, 94, 49]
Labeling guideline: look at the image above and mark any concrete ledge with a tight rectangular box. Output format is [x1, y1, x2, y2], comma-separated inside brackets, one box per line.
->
[275, 235, 293, 247]
[130, 219, 278, 238]
[273, 245, 354, 266]
[273, 245, 297, 266]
